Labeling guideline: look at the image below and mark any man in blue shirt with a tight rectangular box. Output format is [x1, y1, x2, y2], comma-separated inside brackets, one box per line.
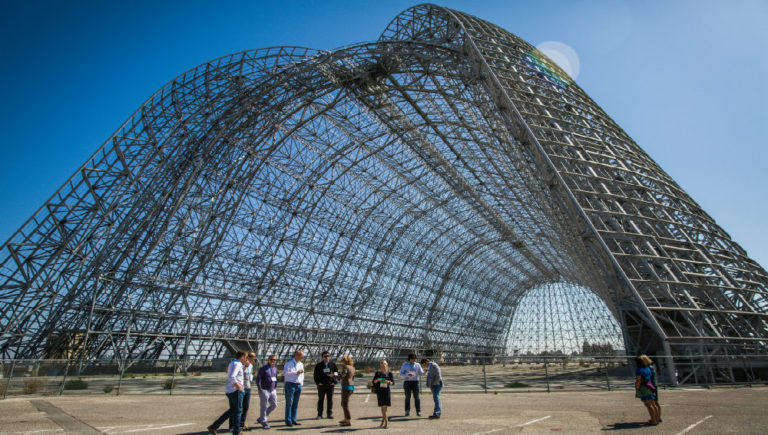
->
[399, 353, 425, 417]
[208, 350, 247, 435]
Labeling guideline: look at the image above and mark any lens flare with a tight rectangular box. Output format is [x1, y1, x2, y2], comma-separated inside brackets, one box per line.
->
[529, 41, 581, 87]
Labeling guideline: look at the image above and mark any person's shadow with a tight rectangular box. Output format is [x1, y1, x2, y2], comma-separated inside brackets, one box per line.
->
[601, 422, 650, 430]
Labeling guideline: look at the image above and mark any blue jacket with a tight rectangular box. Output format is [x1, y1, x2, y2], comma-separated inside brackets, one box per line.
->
[257, 363, 278, 391]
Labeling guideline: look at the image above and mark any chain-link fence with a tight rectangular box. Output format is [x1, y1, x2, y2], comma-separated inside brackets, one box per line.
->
[2, 354, 767, 399]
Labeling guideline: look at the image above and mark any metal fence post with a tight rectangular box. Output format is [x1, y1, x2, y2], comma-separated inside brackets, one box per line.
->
[116, 363, 125, 396]
[169, 361, 176, 396]
[3, 360, 16, 400]
[58, 359, 71, 396]
[482, 360, 488, 394]
[544, 358, 550, 393]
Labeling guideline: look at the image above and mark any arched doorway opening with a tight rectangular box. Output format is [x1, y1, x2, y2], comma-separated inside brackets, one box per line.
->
[507, 281, 624, 356]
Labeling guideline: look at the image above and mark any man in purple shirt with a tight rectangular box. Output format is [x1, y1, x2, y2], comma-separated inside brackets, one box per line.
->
[256, 354, 279, 429]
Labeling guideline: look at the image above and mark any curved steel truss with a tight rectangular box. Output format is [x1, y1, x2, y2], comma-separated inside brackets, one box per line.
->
[1, 4, 766, 383]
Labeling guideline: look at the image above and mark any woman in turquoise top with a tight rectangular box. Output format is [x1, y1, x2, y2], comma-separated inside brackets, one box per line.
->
[338, 355, 355, 427]
[634, 355, 660, 425]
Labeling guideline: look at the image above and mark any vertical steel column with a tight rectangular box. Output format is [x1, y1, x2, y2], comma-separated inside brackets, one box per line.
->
[482, 361, 487, 394]
[58, 359, 71, 396]
[3, 361, 16, 399]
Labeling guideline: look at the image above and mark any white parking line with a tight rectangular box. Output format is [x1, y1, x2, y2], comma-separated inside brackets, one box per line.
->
[516, 415, 551, 427]
[99, 423, 196, 434]
[124, 423, 195, 433]
[675, 415, 713, 435]
[470, 428, 505, 435]
[469, 415, 551, 435]
[0, 430, 63, 435]
[365, 394, 370, 403]
[98, 424, 159, 433]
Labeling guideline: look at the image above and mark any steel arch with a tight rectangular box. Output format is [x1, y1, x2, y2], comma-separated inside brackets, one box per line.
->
[1, 4, 766, 384]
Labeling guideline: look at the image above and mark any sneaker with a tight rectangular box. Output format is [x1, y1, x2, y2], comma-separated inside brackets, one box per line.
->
[242, 424, 249, 431]
[327, 415, 333, 419]
[404, 411, 410, 417]
[417, 411, 421, 417]
[207, 426, 218, 435]
[261, 422, 270, 429]
[317, 415, 323, 420]
[285, 422, 292, 427]
[428, 415, 440, 420]
[292, 421, 301, 426]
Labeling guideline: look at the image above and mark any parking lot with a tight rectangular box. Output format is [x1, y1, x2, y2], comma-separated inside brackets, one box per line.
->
[1, 386, 766, 434]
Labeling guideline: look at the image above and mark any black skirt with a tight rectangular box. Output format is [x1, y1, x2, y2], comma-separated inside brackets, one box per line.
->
[372, 370, 394, 407]
[376, 386, 391, 407]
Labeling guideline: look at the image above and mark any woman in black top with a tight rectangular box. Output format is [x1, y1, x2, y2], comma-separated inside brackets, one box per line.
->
[372, 360, 395, 429]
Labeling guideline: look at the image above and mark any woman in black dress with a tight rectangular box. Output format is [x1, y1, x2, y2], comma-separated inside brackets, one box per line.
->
[372, 360, 395, 429]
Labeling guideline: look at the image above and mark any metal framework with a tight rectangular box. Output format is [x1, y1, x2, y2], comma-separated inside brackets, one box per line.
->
[508, 281, 623, 356]
[1, 4, 766, 383]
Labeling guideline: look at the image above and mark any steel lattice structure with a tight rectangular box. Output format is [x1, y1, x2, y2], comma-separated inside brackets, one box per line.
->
[1, 5, 767, 383]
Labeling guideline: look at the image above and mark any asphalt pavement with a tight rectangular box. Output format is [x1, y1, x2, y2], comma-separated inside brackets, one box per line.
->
[1, 386, 766, 434]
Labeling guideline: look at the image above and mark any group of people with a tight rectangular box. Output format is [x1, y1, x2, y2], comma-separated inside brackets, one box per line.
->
[634, 354, 662, 426]
[207, 349, 443, 434]
[206, 349, 659, 433]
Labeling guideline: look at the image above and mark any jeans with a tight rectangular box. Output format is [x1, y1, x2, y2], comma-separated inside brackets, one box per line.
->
[430, 384, 442, 417]
[317, 384, 334, 417]
[284, 382, 302, 424]
[210, 390, 244, 433]
[403, 381, 420, 413]
[241, 388, 251, 427]
[259, 389, 278, 423]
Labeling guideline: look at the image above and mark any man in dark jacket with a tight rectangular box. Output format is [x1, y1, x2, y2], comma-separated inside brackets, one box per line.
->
[313, 351, 339, 419]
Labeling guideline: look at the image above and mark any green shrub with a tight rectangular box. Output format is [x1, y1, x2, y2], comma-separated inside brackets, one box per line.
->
[103, 385, 114, 394]
[23, 378, 45, 394]
[64, 379, 88, 390]
[504, 381, 530, 388]
[162, 379, 177, 390]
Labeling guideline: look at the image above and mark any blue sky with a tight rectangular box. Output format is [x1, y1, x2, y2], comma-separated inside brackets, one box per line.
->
[1, 0, 766, 268]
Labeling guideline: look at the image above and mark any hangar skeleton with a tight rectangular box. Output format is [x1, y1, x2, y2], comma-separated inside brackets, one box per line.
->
[1, 4, 766, 384]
